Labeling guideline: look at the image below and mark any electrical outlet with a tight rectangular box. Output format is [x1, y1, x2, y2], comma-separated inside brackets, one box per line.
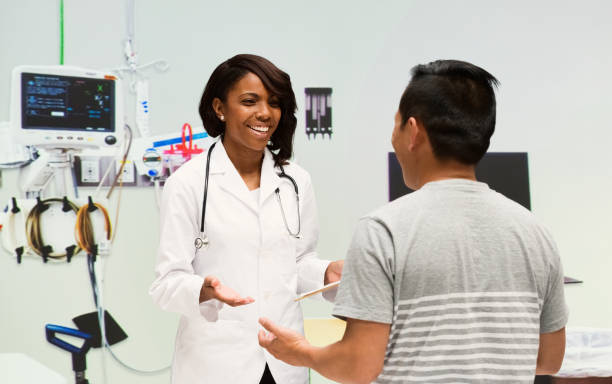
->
[81, 159, 100, 183]
[115, 159, 135, 183]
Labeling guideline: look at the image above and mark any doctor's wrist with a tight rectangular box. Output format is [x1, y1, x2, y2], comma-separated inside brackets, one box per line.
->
[199, 275, 216, 303]
[199, 283, 212, 303]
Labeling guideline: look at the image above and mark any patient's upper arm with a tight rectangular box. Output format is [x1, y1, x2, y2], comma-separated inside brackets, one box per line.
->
[536, 327, 566, 375]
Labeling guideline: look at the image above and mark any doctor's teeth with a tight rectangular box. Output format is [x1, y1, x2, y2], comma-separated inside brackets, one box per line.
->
[250, 125, 269, 132]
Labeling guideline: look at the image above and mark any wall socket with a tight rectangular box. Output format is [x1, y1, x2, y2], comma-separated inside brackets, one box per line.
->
[80, 159, 100, 183]
[74, 156, 163, 187]
[115, 159, 135, 183]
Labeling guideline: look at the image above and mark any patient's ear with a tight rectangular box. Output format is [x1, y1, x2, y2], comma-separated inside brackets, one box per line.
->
[407, 117, 429, 152]
[406, 117, 419, 151]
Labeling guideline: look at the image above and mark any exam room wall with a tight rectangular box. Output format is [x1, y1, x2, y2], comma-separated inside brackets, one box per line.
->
[1, 1, 611, 384]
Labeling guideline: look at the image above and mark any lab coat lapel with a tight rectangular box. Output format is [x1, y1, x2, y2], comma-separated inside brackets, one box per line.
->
[259, 148, 282, 206]
[209, 141, 258, 213]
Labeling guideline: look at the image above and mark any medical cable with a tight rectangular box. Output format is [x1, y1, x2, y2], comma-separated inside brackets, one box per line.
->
[86, 126, 169, 374]
[70, 156, 80, 198]
[86, 253, 171, 375]
[110, 162, 126, 244]
[2, 198, 28, 263]
[125, 0, 137, 70]
[94, 123, 133, 199]
[25, 197, 81, 262]
[86, 253, 108, 384]
[106, 124, 133, 199]
[153, 178, 161, 210]
[94, 159, 115, 198]
[75, 198, 112, 256]
[113, 1, 169, 94]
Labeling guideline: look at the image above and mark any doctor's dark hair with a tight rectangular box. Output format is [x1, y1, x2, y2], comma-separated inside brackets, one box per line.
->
[199, 54, 297, 165]
[399, 59, 499, 165]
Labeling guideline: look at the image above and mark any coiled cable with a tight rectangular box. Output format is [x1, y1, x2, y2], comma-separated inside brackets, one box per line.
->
[2, 198, 28, 262]
[75, 197, 112, 255]
[25, 197, 81, 262]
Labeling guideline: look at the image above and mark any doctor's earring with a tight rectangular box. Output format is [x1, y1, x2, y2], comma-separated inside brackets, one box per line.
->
[219, 115, 225, 122]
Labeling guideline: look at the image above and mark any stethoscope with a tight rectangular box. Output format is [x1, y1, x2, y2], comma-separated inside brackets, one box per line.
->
[194, 141, 301, 250]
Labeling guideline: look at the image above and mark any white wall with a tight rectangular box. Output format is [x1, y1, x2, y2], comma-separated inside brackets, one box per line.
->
[1, 1, 611, 383]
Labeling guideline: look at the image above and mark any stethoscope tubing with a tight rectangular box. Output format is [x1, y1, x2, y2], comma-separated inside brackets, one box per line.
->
[275, 164, 300, 238]
[198, 142, 300, 248]
[200, 141, 216, 233]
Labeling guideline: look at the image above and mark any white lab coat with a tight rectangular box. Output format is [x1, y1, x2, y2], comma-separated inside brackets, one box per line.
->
[149, 141, 329, 384]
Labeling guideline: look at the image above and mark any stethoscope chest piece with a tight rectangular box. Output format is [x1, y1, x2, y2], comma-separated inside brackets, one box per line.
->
[194, 235, 208, 250]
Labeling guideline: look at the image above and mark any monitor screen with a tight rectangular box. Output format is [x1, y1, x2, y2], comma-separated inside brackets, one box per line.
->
[11, 65, 123, 149]
[388, 152, 531, 210]
[21, 72, 115, 133]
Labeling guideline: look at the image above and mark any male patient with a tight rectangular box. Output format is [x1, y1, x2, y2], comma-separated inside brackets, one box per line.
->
[258, 59, 568, 383]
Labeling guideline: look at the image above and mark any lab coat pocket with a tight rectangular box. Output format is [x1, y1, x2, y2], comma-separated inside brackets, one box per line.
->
[178, 318, 245, 353]
[174, 319, 252, 382]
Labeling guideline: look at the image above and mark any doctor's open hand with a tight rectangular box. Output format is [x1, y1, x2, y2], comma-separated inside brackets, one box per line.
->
[258, 317, 312, 367]
[199, 275, 255, 306]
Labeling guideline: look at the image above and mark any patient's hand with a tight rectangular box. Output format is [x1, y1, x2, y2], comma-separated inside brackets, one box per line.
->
[324, 260, 344, 285]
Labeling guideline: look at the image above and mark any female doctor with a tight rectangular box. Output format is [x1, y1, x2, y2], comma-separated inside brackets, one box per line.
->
[149, 54, 343, 384]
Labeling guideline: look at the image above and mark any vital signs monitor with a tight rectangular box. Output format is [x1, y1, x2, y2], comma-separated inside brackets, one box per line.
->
[10, 65, 124, 149]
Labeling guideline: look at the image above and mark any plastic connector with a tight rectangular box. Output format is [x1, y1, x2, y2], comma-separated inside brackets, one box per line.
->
[124, 40, 138, 70]
[87, 196, 97, 212]
[36, 197, 50, 213]
[11, 197, 20, 214]
[62, 196, 72, 212]
[97, 240, 111, 257]
[90, 244, 98, 263]
[65, 245, 76, 263]
[41, 245, 53, 263]
[15, 246, 24, 264]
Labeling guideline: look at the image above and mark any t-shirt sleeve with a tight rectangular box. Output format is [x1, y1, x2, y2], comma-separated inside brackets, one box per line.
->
[540, 238, 570, 333]
[332, 217, 394, 324]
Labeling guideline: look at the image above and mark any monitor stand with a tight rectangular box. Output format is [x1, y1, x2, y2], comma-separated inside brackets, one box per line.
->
[19, 148, 80, 199]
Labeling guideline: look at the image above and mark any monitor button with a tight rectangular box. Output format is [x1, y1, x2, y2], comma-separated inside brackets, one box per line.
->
[105, 135, 117, 145]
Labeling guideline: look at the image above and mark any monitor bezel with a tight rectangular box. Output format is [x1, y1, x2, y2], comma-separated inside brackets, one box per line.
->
[10, 65, 124, 149]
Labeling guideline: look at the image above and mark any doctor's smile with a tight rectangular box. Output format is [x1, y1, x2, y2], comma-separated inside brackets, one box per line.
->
[248, 125, 271, 132]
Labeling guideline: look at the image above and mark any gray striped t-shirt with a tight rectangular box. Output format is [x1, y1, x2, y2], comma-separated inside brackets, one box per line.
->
[333, 179, 569, 383]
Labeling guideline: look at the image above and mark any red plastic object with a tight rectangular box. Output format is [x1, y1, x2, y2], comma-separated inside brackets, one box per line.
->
[163, 123, 204, 161]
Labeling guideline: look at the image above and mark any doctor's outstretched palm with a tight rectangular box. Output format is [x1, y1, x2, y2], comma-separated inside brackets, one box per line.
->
[199, 276, 255, 307]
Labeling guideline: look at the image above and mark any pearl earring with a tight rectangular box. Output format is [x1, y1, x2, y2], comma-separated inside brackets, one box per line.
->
[220, 115, 225, 121]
